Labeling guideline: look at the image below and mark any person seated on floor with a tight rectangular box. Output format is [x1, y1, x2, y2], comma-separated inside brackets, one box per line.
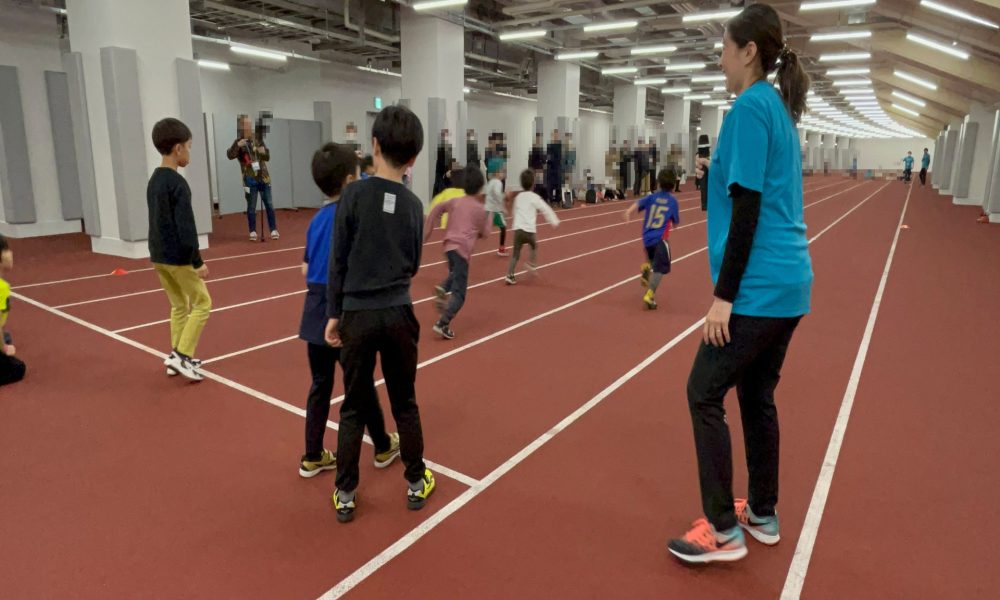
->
[0, 234, 26, 387]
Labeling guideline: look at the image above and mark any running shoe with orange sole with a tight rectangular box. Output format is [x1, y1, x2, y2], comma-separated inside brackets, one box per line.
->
[667, 518, 747, 564]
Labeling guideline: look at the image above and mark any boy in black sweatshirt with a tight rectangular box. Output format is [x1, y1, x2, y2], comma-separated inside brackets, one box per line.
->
[325, 106, 433, 522]
[147, 118, 211, 382]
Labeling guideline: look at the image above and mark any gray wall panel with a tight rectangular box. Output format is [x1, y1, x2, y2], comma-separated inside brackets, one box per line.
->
[100, 47, 148, 241]
[952, 122, 978, 199]
[63, 52, 100, 235]
[213, 113, 245, 216]
[939, 128, 959, 189]
[265, 118, 293, 210]
[288, 119, 323, 208]
[175, 58, 212, 235]
[0, 65, 37, 224]
[44, 70, 83, 221]
[314, 101, 332, 143]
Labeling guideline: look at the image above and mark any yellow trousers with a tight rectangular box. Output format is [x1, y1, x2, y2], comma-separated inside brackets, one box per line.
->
[154, 263, 212, 358]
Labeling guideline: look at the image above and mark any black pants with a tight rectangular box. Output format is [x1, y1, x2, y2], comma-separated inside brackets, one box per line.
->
[904, 168, 912, 182]
[439, 250, 469, 326]
[919, 168, 927, 185]
[304, 342, 390, 460]
[336, 305, 425, 491]
[634, 170, 646, 196]
[686, 314, 801, 531]
[0, 353, 26, 386]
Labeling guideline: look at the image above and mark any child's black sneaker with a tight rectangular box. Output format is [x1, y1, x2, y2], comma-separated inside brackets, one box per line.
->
[433, 322, 455, 340]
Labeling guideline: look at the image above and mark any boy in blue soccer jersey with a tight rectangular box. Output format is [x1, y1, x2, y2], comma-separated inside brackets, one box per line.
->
[623, 168, 681, 310]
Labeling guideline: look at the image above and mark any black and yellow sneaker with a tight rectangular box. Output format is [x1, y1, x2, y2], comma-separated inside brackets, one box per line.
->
[374, 433, 400, 469]
[332, 489, 356, 523]
[643, 289, 658, 310]
[299, 449, 336, 478]
[640, 262, 652, 288]
[406, 469, 436, 511]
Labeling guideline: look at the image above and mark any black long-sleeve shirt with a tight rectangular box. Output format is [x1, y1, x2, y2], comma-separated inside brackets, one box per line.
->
[714, 183, 762, 302]
[327, 177, 423, 319]
[146, 167, 203, 269]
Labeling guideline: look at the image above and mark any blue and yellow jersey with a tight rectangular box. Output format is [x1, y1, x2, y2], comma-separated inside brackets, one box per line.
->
[636, 191, 680, 247]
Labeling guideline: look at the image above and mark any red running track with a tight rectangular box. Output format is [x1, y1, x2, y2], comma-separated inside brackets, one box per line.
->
[2, 175, 995, 599]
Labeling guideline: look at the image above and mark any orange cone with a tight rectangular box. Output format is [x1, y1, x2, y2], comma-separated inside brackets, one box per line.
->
[111, 268, 129, 276]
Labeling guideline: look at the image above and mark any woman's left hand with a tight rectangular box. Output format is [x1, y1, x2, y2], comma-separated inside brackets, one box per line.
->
[703, 298, 733, 347]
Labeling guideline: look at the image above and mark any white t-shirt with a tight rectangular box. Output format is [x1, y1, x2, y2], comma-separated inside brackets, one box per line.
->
[511, 191, 560, 233]
[484, 178, 505, 213]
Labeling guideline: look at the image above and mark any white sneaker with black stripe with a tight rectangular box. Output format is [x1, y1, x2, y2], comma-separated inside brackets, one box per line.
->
[165, 352, 204, 382]
[165, 351, 202, 377]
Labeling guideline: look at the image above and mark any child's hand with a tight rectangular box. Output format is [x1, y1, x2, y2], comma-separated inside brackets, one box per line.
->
[1, 249, 12, 270]
[3, 344, 15, 357]
[622, 210, 631, 223]
[196, 264, 210, 279]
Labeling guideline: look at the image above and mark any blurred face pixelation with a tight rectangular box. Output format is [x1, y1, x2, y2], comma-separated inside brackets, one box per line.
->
[175, 140, 192, 168]
[721, 29, 756, 95]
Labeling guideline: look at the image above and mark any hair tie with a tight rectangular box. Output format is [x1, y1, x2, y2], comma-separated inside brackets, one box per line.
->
[780, 45, 792, 61]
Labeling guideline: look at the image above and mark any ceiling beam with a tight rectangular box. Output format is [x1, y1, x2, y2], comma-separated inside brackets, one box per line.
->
[872, 30, 1000, 95]
[872, 67, 973, 114]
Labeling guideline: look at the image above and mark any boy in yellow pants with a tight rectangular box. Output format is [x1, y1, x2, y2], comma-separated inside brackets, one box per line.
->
[147, 118, 212, 381]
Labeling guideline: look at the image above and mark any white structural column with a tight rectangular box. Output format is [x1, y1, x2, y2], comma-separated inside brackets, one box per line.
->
[806, 132, 821, 171]
[939, 119, 963, 194]
[400, 10, 464, 205]
[662, 96, 691, 180]
[931, 130, 946, 187]
[984, 108, 1000, 222]
[954, 103, 995, 206]
[821, 134, 836, 173]
[537, 60, 580, 137]
[700, 106, 724, 148]
[66, 0, 209, 258]
[536, 59, 580, 183]
[612, 83, 646, 143]
[835, 136, 850, 169]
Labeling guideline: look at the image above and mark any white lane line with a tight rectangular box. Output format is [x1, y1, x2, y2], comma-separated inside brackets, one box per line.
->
[780, 181, 907, 599]
[316, 179, 886, 599]
[9, 290, 480, 489]
[316, 318, 708, 600]
[202, 181, 870, 366]
[52, 205, 668, 311]
[113, 291, 307, 334]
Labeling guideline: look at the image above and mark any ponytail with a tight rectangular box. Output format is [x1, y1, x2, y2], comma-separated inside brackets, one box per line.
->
[776, 46, 809, 124]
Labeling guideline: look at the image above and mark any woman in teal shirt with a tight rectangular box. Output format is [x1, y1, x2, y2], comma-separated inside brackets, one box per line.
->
[667, 3, 813, 564]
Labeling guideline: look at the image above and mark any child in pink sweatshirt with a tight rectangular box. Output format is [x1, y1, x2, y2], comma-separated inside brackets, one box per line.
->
[424, 164, 490, 340]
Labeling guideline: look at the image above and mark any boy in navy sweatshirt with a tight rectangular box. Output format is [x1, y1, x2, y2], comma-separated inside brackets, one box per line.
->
[298, 143, 400, 478]
[325, 106, 434, 522]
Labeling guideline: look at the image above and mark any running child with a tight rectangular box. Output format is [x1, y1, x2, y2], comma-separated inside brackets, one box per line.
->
[623, 168, 680, 310]
[424, 164, 490, 340]
[297, 142, 399, 478]
[325, 105, 434, 522]
[902, 151, 914, 183]
[484, 166, 509, 256]
[0, 235, 26, 387]
[505, 169, 560, 285]
[148, 118, 211, 381]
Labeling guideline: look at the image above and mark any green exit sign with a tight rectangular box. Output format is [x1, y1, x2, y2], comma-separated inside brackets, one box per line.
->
[374, 96, 382, 110]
